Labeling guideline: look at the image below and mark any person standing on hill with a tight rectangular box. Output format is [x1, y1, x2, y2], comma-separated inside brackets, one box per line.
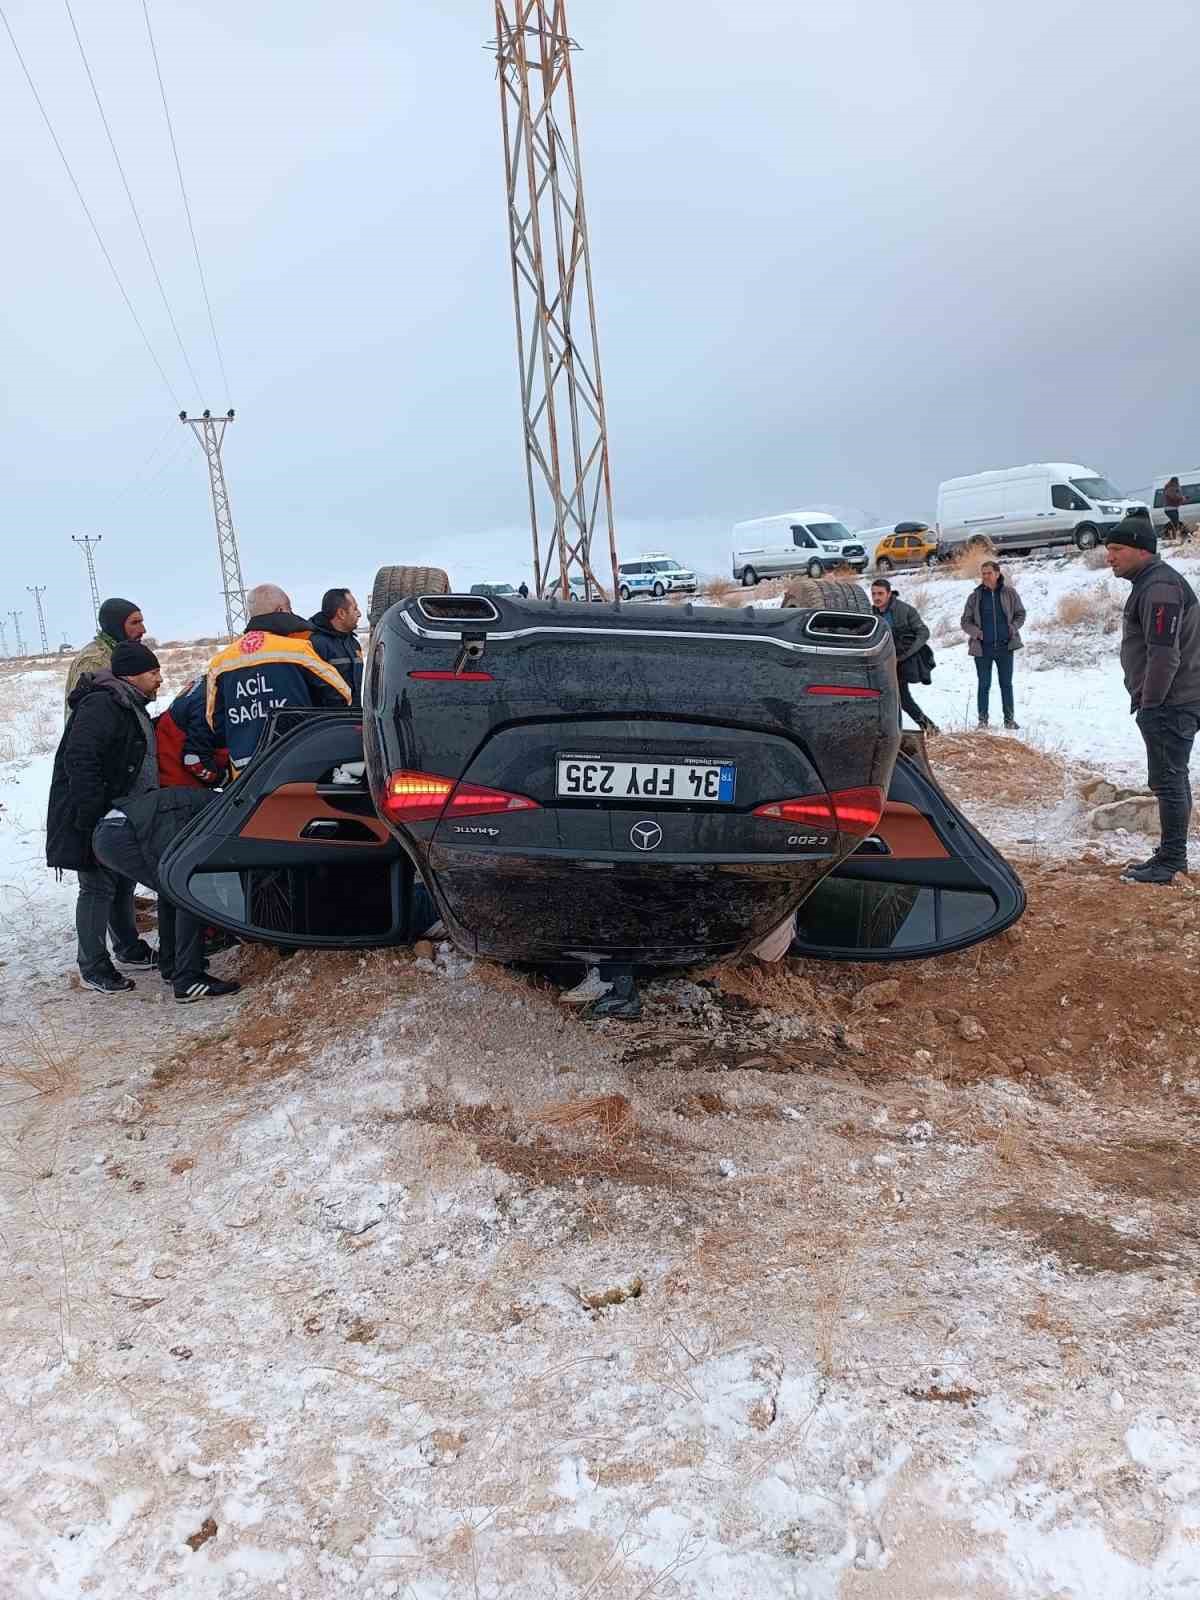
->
[1105, 517, 1200, 884]
[64, 598, 147, 713]
[870, 578, 939, 734]
[46, 641, 164, 993]
[960, 561, 1026, 730]
[1163, 476, 1186, 539]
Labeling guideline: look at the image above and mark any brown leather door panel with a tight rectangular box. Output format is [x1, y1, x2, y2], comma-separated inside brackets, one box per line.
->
[873, 801, 950, 860]
[239, 783, 391, 846]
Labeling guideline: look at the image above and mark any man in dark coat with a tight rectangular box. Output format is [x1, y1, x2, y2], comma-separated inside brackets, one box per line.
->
[870, 578, 939, 734]
[1106, 517, 1200, 884]
[91, 789, 240, 1003]
[308, 587, 364, 704]
[46, 642, 163, 992]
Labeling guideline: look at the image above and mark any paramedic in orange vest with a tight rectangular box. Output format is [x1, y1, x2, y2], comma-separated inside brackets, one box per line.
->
[206, 583, 352, 773]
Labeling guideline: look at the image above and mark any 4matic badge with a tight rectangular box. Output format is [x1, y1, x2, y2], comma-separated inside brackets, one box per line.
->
[451, 824, 501, 838]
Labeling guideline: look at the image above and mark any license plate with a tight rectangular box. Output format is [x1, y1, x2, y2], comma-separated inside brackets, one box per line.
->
[556, 755, 736, 804]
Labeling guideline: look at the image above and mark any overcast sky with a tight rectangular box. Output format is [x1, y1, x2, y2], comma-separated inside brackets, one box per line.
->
[1, 0, 1194, 645]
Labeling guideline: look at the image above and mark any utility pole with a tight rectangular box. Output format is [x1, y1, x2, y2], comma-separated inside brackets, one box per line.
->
[180, 409, 246, 636]
[0, 618, 8, 658]
[9, 610, 26, 658]
[72, 534, 103, 620]
[26, 586, 49, 655]
[493, 1, 619, 600]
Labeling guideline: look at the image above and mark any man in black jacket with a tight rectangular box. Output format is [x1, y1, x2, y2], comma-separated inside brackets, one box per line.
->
[1106, 517, 1200, 884]
[46, 642, 163, 992]
[870, 579, 940, 734]
[308, 587, 364, 704]
[91, 789, 240, 1003]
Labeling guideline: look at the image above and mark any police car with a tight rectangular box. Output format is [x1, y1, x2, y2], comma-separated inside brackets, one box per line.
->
[617, 555, 698, 601]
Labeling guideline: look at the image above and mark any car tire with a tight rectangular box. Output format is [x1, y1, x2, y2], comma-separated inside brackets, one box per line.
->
[966, 535, 994, 554]
[618, 584, 631, 601]
[1074, 525, 1098, 551]
[876, 556, 893, 573]
[781, 577, 872, 614]
[369, 564, 451, 627]
[806, 559, 825, 579]
[924, 553, 937, 567]
[741, 568, 758, 587]
[652, 581, 666, 598]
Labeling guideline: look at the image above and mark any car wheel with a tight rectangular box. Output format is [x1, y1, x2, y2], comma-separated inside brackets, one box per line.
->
[924, 553, 937, 567]
[806, 559, 825, 579]
[369, 564, 450, 627]
[568, 591, 579, 601]
[966, 535, 994, 554]
[652, 581, 666, 598]
[618, 584, 631, 601]
[1075, 525, 1098, 551]
[876, 556, 893, 573]
[781, 577, 872, 614]
[741, 568, 758, 587]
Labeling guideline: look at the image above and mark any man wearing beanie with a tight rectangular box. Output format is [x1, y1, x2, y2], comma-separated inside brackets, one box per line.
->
[1105, 517, 1200, 884]
[64, 597, 147, 714]
[47, 641, 165, 992]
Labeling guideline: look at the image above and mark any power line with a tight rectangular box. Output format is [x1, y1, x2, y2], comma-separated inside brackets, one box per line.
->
[0, 3, 181, 410]
[63, 0, 202, 399]
[142, 0, 231, 401]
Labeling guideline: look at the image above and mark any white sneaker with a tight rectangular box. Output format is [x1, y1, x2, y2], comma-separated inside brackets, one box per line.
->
[560, 967, 613, 1005]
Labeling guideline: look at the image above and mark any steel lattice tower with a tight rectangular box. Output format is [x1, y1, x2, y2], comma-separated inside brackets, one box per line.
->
[26, 586, 49, 655]
[180, 410, 246, 636]
[0, 618, 9, 658]
[72, 534, 102, 619]
[493, 1, 619, 600]
[9, 611, 26, 657]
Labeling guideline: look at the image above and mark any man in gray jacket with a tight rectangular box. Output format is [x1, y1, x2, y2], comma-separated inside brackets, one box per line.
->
[1105, 517, 1200, 884]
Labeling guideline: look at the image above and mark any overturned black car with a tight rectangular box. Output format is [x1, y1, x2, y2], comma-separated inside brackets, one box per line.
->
[159, 571, 1023, 972]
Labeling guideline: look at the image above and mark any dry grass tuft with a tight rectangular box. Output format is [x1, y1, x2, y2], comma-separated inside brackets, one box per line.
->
[1052, 583, 1123, 634]
[1082, 546, 1110, 570]
[531, 1093, 635, 1140]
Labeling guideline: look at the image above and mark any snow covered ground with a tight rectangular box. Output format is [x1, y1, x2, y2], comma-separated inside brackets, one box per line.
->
[3, 608, 1200, 1600]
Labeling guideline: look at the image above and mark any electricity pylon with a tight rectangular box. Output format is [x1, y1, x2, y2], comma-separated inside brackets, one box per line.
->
[493, 1, 619, 600]
[72, 534, 102, 619]
[180, 409, 246, 636]
[0, 618, 8, 658]
[26, 586, 49, 655]
[9, 610, 26, 657]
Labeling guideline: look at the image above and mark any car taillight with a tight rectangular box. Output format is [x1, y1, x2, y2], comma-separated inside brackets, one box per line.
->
[753, 785, 884, 838]
[381, 769, 539, 824]
[805, 684, 881, 699]
[407, 670, 494, 682]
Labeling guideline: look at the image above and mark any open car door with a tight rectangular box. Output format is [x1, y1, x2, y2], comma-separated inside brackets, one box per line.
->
[159, 712, 417, 949]
[791, 742, 1025, 961]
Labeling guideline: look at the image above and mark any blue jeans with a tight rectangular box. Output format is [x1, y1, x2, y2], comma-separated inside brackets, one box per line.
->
[975, 649, 1014, 723]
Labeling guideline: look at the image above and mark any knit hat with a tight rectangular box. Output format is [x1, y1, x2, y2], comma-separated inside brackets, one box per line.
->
[110, 641, 160, 678]
[1103, 517, 1157, 554]
[98, 597, 141, 639]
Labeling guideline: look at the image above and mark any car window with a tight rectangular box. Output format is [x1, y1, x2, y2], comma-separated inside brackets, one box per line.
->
[1051, 483, 1089, 512]
[791, 526, 815, 548]
[1185, 483, 1200, 505]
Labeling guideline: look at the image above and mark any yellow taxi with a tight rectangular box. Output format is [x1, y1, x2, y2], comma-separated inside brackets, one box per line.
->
[873, 522, 938, 572]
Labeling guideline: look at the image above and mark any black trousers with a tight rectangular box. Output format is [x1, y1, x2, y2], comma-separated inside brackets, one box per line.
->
[898, 681, 932, 729]
[75, 867, 141, 980]
[91, 819, 206, 986]
[1136, 704, 1200, 869]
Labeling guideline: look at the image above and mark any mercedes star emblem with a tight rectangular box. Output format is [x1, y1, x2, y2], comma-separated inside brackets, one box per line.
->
[630, 820, 663, 851]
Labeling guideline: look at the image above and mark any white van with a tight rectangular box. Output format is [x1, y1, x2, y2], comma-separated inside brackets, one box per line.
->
[1149, 469, 1200, 536]
[936, 463, 1146, 558]
[731, 511, 868, 585]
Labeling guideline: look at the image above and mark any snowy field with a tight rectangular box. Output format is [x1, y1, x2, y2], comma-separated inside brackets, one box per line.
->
[3, 586, 1200, 1600]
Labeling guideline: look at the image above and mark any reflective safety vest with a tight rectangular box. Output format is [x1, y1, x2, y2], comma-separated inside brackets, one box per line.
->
[205, 626, 351, 770]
